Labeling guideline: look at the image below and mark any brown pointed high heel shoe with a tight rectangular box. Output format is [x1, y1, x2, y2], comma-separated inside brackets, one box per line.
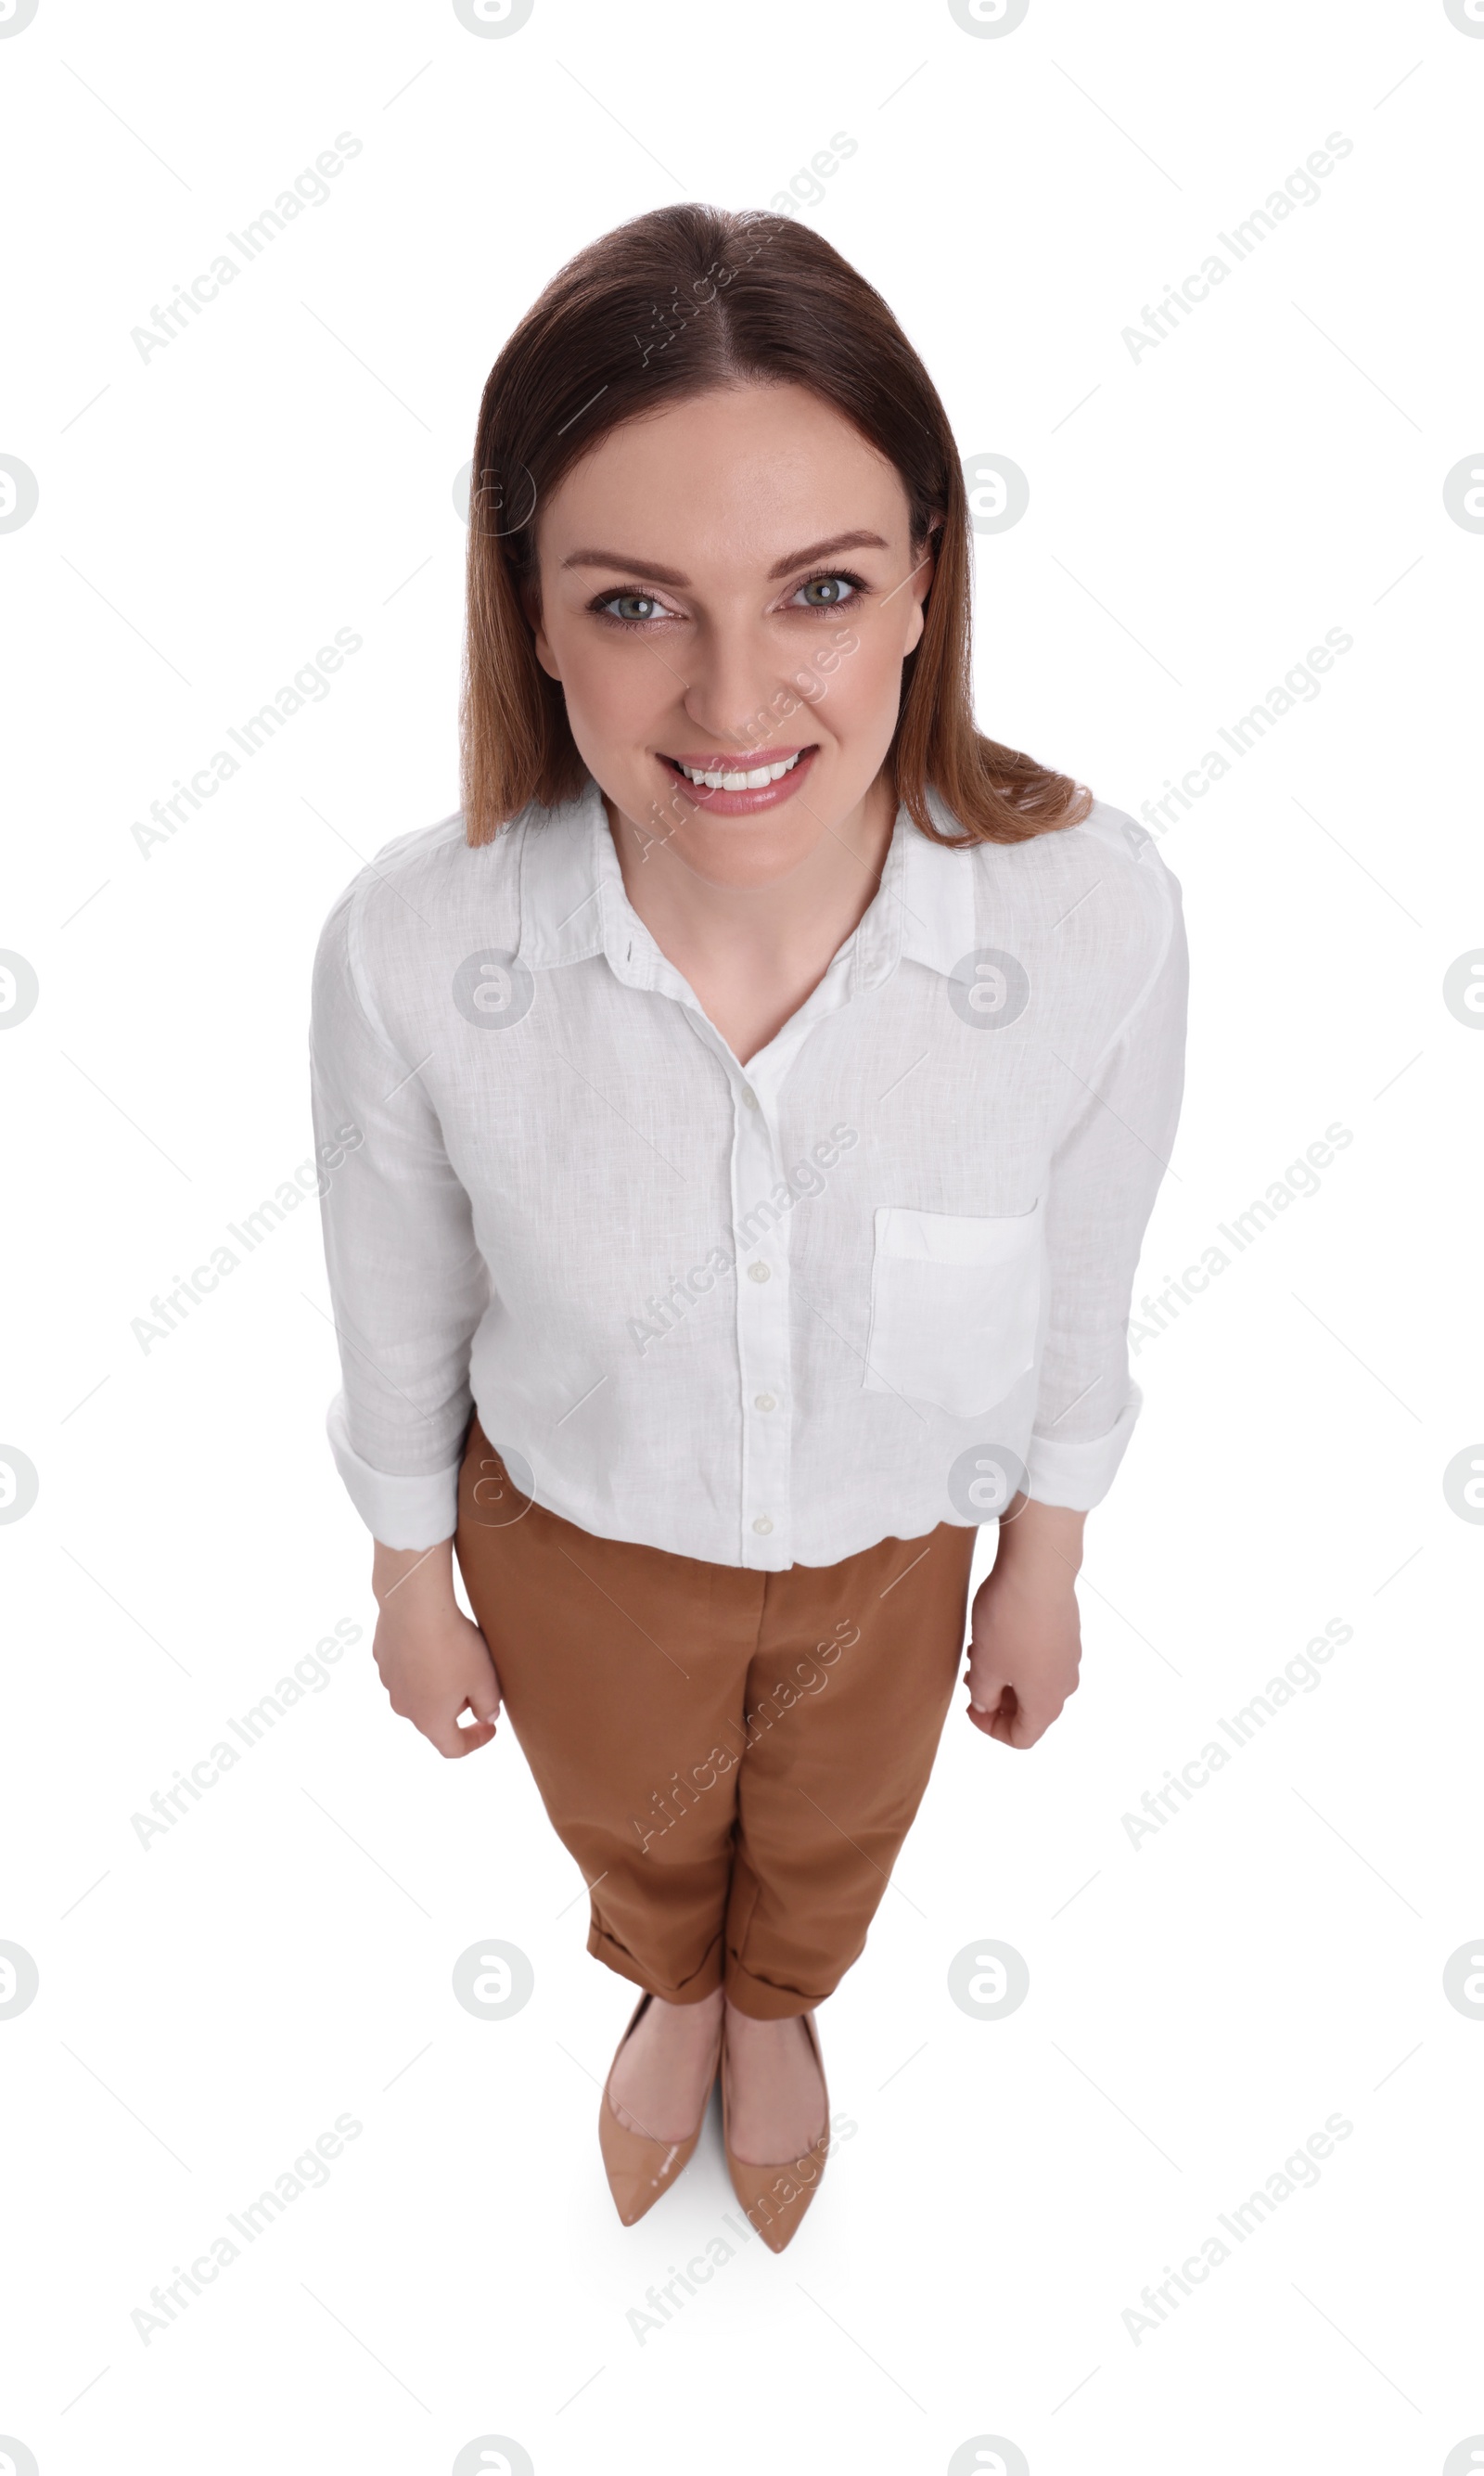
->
[721, 2008, 830, 2254]
[597, 1992, 723, 2226]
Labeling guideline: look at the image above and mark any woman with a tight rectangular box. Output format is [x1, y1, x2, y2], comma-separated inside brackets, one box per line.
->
[309, 203, 1188, 2253]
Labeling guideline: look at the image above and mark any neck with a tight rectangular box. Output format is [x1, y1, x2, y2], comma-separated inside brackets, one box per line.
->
[603, 771, 899, 973]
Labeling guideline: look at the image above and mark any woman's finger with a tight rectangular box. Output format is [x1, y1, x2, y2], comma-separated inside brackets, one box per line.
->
[967, 1681, 1017, 1738]
[431, 1704, 499, 1758]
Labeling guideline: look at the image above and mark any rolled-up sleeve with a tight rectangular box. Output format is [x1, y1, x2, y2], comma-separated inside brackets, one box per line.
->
[1025, 855, 1189, 1510]
[309, 882, 489, 1548]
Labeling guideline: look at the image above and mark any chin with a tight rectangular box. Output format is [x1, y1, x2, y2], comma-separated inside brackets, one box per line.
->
[681, 815, 821, 878]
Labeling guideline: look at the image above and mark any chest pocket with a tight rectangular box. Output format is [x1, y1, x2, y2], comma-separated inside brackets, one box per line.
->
[862, 1200, 1043, 1419]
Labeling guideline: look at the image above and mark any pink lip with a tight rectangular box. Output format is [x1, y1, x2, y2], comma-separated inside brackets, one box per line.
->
[658, 744, 818, 817]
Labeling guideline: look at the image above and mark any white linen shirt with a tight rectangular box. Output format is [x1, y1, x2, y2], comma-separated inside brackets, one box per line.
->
[309, 775, 1188, 1565]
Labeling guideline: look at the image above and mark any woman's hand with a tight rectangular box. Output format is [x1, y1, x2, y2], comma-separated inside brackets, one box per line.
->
[370, 1537, 503, 1759]
[966, 1495, 1086, 1749]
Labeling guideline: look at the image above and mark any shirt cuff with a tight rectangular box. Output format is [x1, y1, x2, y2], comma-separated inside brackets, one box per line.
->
[326, 1393, 461, 1549]
[1025, 1381, 1143, 1511]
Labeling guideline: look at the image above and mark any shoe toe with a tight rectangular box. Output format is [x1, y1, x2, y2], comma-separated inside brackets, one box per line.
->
[598, 2105, 691, 2226]
[597, 1994, 722, 2227]
[721, 2010, 830, 2254]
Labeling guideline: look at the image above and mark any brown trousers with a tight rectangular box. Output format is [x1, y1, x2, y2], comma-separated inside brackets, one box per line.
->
[454, 1418, 978, 2019]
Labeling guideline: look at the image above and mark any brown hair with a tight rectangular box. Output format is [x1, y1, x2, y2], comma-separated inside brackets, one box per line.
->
[460, 203, 1093, 850]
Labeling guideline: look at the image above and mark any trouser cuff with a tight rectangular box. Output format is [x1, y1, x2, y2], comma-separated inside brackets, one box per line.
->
[586, 1917, 724, 2005]
[722, 1956, 828, 2020]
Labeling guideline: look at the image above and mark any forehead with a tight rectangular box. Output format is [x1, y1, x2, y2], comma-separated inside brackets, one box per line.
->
[536, 382, 909, 571]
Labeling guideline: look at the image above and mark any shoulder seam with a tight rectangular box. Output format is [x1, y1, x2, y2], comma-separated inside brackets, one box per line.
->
[1082, 846, 1180, 1090]
[339, 812, 470, 1069]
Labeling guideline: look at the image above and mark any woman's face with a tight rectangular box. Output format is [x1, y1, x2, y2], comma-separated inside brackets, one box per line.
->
[529, 382, 934, 888]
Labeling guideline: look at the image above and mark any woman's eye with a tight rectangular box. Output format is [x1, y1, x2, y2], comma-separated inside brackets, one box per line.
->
[793, 573, 857, 609]
[595, 591, 666, 623]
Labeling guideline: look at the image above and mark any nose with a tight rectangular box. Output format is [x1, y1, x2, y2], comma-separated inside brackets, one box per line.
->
[679, 609, 802, 756]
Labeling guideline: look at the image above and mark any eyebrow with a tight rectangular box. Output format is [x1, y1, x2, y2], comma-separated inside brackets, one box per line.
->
[558, 529, 892, 587]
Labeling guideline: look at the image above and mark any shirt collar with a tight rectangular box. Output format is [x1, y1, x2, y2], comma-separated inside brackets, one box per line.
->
[512, 773, 978, 987]
[895, 785, 980, 981]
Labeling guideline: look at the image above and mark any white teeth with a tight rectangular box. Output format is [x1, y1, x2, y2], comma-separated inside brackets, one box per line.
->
[674, 751, 802, 789]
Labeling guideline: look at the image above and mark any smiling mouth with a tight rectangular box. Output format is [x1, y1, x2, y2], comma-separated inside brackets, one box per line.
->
[659, 747, 814, 791]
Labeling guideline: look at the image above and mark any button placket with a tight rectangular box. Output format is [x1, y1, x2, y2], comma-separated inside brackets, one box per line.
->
[638, 947, 859, 1571]
[731, 1067, 791, 1565]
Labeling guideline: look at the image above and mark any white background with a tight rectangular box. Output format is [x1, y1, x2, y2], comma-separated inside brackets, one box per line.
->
[2, 2, 1481, 2470]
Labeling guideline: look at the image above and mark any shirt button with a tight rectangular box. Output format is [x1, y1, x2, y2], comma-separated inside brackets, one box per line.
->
[747, 1261, 771, 1283]
[742, 1088, 761, 1110]
[752, 1514, 774, 1535]
[754, 1392, 777, 1412]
